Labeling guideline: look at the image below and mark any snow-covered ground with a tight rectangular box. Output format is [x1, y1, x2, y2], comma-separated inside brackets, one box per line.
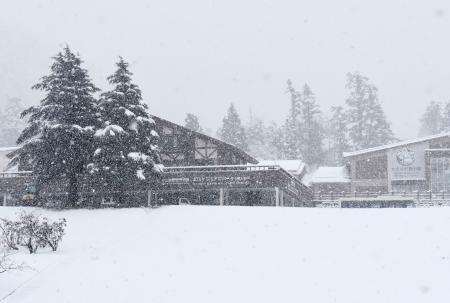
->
[1, 206, 450, 303]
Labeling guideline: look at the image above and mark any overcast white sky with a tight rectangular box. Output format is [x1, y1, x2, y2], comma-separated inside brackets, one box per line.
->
[1, 0, 450, 139]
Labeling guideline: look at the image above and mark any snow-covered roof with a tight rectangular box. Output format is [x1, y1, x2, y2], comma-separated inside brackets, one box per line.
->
[257, 159, 306, 175]
[343, 132, 450, 158]
[311, 166, 350, 183]
[0, 147, 19, 172]
[0, 146, 19, 152]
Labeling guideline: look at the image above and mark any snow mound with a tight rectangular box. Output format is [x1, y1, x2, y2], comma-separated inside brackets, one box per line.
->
[311, 166, 350, 183]
[1, 206, 450, 303]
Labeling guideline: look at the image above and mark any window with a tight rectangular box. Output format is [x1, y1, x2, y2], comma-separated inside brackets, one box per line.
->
[430, 158, 450, 192]
[355, 155, 387, 179]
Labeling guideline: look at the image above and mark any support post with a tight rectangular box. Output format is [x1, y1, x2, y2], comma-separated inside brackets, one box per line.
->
[280, 190, 284, 207]
[219, 188, 224, 206]
[147, 190, 152, 208]
[2, 193, 6, 207]
[275, 187, 280, 207]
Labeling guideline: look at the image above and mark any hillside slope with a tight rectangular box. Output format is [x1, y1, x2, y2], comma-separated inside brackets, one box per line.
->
[1, 206, 450, 303]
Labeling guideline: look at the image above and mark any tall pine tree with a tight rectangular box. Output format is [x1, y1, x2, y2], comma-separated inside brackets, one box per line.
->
[12, 46, 99, 207]
[327, 105, 349, 164]
[298, 83, 323, 165]
[0, 97, 26, 146]
[345, 72, 394, 150]
[90, 57, 161, 205]
[217, 103, 247, 151]
[282, 79, 302, 159]
[441, 101, 450, 132]
[184, 113, 202, 132]
[245, 115, 281, 160]
[419, 101, 442, 136]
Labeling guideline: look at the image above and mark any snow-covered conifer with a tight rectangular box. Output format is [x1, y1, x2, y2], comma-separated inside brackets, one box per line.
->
[11, 46, 99, 207]
[90, 57, 161, 204]
[298, 84, 324, 165]
[245, 116, 280, 160]
[441, 101, 450, 133]
[184, 113, 202, 132]
[419, 101, 443, 136]
[217, 103, 247, 151]
[0, 98, 26, 146]
[282, 79, 302, 159]
[345, 72, 394, 150]
[327, 105, 350, 164]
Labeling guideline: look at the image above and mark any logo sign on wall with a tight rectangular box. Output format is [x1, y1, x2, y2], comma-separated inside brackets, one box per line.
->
[387, 142, 428, 181]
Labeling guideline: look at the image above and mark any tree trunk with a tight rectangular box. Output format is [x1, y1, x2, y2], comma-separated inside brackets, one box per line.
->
[67, 173, 79, 208]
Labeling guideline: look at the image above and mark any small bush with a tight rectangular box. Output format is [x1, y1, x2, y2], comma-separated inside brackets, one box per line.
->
[0, 218, 21, 250]
[39, 218, 67, 251]
[0, 212, 67, 254]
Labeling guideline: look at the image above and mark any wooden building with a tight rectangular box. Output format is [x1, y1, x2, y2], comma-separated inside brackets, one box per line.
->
[153, 116, 256, 166]
[0, 116, 313, 207]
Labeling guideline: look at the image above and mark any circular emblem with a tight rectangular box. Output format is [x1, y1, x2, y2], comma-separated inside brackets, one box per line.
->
[396, 147, 415, 166]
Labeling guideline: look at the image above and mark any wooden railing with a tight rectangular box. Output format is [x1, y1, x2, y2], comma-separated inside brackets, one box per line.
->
[163, 164, 283, 173]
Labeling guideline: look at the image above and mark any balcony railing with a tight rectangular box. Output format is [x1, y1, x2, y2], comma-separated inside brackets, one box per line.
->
[314, 190, 450, 203]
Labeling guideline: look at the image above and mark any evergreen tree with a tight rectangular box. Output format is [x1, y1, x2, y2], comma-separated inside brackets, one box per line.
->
[266, 121, 285, 159]
[327, 105, 349, 164]
[245, 116, 266, 159]
[441, 101, 450, 132]
[184, 113, 202, 132]
[90, 57, 161, 204]
[419, 101, 442, 136]
[217, 103, 247, 151]
[345, 72, 394, 150]
[0, 97, 26, 146]
[282, 79, 302, 159]
[298, 83, 323, 165]
[11, 46, 99, 207]
[245, 116, 280, 160]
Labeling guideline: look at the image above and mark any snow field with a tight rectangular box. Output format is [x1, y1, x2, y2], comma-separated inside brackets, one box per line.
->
[1, 206, 450, 303]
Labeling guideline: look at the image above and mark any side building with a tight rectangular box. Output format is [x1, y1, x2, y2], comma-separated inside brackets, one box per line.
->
[343, 133, 450, 193]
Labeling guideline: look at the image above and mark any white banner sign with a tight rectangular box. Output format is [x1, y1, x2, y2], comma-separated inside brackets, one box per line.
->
[387, 142, 428, 181]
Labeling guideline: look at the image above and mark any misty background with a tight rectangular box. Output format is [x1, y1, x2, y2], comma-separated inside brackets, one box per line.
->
[1, 0, 450, 140]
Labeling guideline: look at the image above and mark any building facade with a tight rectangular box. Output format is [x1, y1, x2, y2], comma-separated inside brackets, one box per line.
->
[343, 133, 450, 193]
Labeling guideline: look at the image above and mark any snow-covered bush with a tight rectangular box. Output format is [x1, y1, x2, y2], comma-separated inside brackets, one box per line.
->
[17, 212, 44, 254]
[0, 212, 67, 254]
[0, 218, 22, 250]
[39, 217, 67, 251]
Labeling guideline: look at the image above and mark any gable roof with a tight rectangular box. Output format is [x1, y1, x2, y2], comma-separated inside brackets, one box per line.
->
[152, 116, 258, 164]
[343, 132, 450, 158]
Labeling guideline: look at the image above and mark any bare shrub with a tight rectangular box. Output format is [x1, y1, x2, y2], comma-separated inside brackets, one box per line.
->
[0, 218, 22, 250]
[0, 249, 19, 274]
[0, 212, 67, 254]
[17, 212, 43, 254]
[39, 218, 67, 251]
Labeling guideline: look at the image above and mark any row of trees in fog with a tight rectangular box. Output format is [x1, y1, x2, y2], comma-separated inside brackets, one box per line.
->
[4, 47, 449, 169]
[185, 73, 395, 166]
